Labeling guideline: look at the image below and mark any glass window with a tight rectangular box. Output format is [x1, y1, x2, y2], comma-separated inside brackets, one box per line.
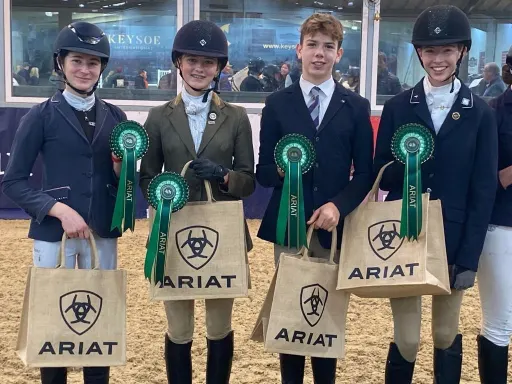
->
[377, 1, 512, 105]
[199, 0, 364, 103]
[10, 0, 177, 100]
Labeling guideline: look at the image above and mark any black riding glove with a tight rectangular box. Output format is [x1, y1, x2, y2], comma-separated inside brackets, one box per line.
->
[189, 158, 228, 182]
[449, 264, 476, 291]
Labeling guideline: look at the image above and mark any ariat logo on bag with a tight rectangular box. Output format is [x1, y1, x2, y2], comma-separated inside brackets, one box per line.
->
[368, 220, 404, 261]
[300, 284, 328, 327]
[273, 284, 337, 348]
[176, 226, 219, 270]
[347, 220, 419, 280]
[159, 225, 236, 290]
[60, 290, 102, 336]
[37, 290, 119, 357]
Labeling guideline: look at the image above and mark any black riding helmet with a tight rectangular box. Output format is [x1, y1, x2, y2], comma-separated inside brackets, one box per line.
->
[248, 58, 265, 75]
[53, 21, 110, 96]
[412, 5, 471, 92]
[172, 20, 228, 102]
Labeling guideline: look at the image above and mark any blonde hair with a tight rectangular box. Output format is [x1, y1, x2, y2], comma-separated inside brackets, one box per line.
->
[300, 13, 344, 49]
[30, 67, 39, 78]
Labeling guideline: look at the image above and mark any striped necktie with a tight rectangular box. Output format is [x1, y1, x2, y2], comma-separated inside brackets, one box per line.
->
[308, 86, 321, 129]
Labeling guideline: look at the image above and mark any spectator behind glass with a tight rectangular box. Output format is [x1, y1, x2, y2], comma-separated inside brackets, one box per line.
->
[342, 66, 360, 94]
[107, 67, 126, 88]
[279, 63, 290, 89]
[482, 62, 506, 98]
[219, 62, 233, 91]
[135, 69, 148, 89]
[240, 58, 265, 92]
[285, 59, 302, 87]
[377, 51, 402, 96]
[17, 62, 30, 83]
[28, 67, 39, 86]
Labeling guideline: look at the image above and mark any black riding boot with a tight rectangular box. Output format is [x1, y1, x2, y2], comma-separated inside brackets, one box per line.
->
[206, 331, 234, 384]
[40, 368, 67, 384]
[311, 357, 337, 384]
[83, 367, 110, 384]
[433, 334, 463, 384]
[164, 335, 192, 384]
[384, 342, 415, 384]
[477, 335, 508, 384]
[279, 353, 305, 384]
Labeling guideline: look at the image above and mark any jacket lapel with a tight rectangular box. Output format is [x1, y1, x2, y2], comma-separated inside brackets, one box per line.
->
[52, 92, 90, 145]
[197, 100, 227, 155]
[410, 81, 436, 134]
[317, 82, 348, 134]
[166, 100, 197, 158]
[91, 97, 108, 145]
[437, 83, 473, 140]
[288, 81, 317, 133]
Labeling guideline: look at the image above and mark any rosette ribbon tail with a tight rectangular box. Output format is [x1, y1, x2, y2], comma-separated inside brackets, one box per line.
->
[276, 161, 307, 249]
[111, 147, 137, 232]
[401, 151, 422, 240]
[144, 198, 173, 286]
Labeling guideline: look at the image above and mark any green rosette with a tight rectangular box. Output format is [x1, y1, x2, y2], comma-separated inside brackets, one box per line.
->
[274, 134, 316, 249]
[110, 121, 149, 233]
[144, 172, 189, 286]
[391, 123, 434, 241]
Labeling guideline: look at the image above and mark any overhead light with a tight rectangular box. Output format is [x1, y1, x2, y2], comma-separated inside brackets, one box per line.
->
[45, 11, 53, 16]
[347, 1, 354, 5]
[79, 3, 84, 7]
[112, 1, 127, 6]
[351, 25, 358, 30]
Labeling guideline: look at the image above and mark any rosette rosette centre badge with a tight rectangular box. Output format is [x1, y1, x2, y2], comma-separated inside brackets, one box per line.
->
[274, 134, 316, 249]
[145, 172, 189, 285]
[109, 121, 149, 232]
[391, 123, 434, 241]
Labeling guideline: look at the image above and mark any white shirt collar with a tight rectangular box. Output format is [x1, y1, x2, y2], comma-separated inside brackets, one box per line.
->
[299, 76, 335, 97]
[423, 76, 461, 99]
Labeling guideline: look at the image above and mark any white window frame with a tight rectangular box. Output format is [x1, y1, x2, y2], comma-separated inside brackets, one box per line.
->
[369, 0, 382, 112]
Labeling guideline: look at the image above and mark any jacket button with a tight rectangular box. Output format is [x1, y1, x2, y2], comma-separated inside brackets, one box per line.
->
[85, 172, 93, 178]
[315, 137, 320, 142]
[429, 173, 434, 178]
[314, 187, 318, 192]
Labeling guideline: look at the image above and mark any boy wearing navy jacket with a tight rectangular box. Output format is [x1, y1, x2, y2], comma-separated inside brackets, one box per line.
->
[256, 13, 374, 384]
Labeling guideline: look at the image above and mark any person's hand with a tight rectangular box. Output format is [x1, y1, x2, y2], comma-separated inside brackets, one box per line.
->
[112, 153, 122, 178]
[49, 203, 90, 239]
[449, 265, 476, 290]
[307, 203, 340, 232]
[499, 165, 512, 189]
[190, 158, 228, 182]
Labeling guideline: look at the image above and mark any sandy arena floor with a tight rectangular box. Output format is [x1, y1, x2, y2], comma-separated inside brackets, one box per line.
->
[0, 219, 509, 383]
